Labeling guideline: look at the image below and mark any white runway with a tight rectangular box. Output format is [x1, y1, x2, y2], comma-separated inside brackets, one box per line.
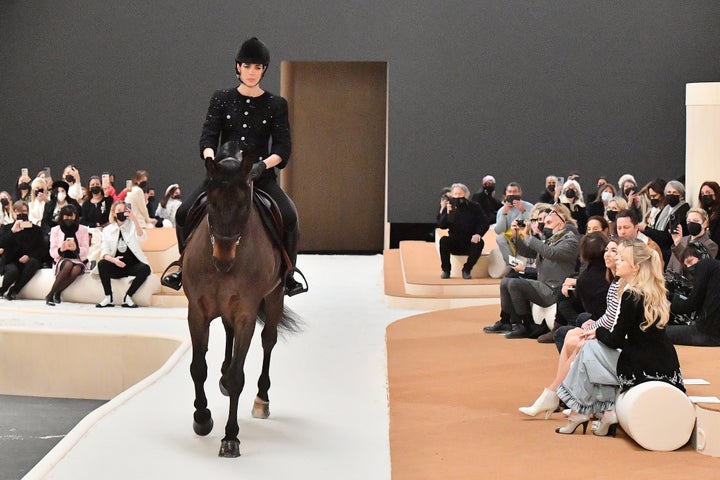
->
[0, 255, 423, 480]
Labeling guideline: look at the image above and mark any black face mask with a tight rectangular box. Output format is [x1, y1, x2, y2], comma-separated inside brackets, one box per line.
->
[537, 222, 545, 232]
[701, 194, 714, 208]
[19, 182, 30, 190]
[90, 186, 103, 195]
[650, 198, 660, 208]
[565, 189, 576, 199]
[65, 174, 75, 183]
[665, 194, 680, 207]
[0, 198, 8, 208]
[606, 210, 618, 222]
[62, 219, 76, 228]
[484, 185, 495, 194]
[16, 213, 29, 221]
[116, 212, 126, 222]
[138, 181, 148, 190]
[687, 222, 703, 237]
[547, 184, 555, 192]
[542, 227, 554, 238]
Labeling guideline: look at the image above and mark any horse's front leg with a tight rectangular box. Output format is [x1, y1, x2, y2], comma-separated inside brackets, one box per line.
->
[188, 311, 213, 436]
[253, 289, 283, 419]
[218, 312, 256, 458]
[218, 322, 234, 396]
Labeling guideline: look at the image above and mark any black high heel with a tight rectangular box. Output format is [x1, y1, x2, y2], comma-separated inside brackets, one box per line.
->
[555, 414, 591, 435]
[45, 293, 56, 306]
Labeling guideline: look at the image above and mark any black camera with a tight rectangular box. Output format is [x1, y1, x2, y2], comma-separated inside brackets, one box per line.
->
[448, 197, 464, 208]
[516, 219, 525, 227]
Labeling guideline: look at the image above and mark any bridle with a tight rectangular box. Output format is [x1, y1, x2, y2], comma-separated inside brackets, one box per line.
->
[206, 173, 254, 250]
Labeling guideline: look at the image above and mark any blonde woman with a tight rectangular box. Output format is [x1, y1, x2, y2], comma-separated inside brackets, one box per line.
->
[554, 240, 684, 436]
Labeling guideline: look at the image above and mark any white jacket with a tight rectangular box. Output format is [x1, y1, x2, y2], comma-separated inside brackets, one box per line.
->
[100, 219, 149, 265]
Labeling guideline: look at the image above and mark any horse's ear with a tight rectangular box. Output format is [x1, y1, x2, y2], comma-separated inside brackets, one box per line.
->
[205, 157, 217, 178]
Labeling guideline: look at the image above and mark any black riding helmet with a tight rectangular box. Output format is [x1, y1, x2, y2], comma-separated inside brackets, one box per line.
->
[235, 37, 270, 78]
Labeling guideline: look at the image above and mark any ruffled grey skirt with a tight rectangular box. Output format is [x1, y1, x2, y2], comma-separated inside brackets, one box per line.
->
[557, 339, 621, 417]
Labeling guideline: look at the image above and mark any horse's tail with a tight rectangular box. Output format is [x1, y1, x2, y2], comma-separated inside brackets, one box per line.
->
[256, 300, 303, 335]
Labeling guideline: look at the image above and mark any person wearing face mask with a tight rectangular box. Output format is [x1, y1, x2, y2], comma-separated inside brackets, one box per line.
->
[604, 196, 628, 237]
[0, 201, 45, 300]
[124, 170, 156, 229]
[62, 165, 83, 202]
[81, 176, 113, 228]
[28, 177, 48, 226]
[539, 175, 558, 204]
[471, 175, 503, 219]
[639, 180, 689, 266]
[95, 201, 152, 308]
[666, 208, 718, 279]
[45, 205, 90, 305]
[642, 178, 667, 228]
[41, 180, 81, 238]
[0, 192, 15, 225]
[438, 183, 490, 279]
[484, 203, 580, 338]
[155, 184, 182, 228]
[585, 183, 616, 218]
[667, 246, 720, 346]
[558, 179, 588, 234]
[698, 181, 720, 257]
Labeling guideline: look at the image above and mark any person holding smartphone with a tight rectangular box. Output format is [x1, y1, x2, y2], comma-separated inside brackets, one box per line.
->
[0, 200, 45, 300]
[45, 204, 90, 305]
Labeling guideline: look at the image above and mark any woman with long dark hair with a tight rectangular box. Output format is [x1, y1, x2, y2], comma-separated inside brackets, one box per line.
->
[45, 204, 90, 305]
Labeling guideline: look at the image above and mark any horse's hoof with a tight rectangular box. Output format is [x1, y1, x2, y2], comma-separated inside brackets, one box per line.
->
[219, 378, 229, 397]
[218, 439, 241, 458]
[252, 396, 270, 419]
[193, 417, 214, 436]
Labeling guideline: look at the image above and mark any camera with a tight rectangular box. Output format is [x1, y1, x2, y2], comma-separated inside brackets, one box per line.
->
[448, 197, 465, 208]
[505, 195, 520, 204]
[516, 219, 525, 227]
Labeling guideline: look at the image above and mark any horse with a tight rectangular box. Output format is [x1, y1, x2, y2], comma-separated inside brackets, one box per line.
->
[182, 145, 300, 458]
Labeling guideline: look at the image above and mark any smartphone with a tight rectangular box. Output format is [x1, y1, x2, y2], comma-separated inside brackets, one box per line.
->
[126, 179, 133, 189]
[102, 173, 110, 187]
[43, 167, 52, 178]
[557, 176, 565, 186]
[21, 168, 28, 177]
[21, 221, 33, 229]
[125, 202, 132, 211]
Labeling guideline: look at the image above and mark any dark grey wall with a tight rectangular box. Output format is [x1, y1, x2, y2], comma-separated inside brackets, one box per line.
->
[2, 1, 719, 223]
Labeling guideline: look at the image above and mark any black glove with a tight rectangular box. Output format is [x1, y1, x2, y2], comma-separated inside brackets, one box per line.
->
[250, 161, 266, 180]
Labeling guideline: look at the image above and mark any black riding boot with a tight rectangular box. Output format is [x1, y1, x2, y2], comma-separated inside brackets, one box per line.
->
[284, 228, 308, 297]
[161, 225, 185, 291]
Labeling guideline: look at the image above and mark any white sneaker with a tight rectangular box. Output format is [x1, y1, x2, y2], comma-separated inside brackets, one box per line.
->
[96, 295, 114, 308]
[122, 294, 138, 308]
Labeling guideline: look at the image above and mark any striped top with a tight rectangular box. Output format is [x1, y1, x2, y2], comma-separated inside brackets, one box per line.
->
[586, 279, 620, 331]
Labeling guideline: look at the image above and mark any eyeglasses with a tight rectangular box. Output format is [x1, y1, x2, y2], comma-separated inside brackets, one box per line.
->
[548, 209, 566, 223]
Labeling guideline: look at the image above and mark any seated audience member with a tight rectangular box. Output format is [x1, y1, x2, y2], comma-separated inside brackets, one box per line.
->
[41, 180, 81, 238]
[15, 176, 32, 202]
[668, 246, 720, 346]
[494, 182, 534, 266]
[618, 173, 647, 225]
[605, 196, 628, 237]
[698, 181, 720, 256]
[539, 175, 558, 204]
[28, 177, 48, 226]
[585, 176, 608, 204]
[559, 179, 588, 234]
[554, 241, 683, 436]
[545, 232, 611, 344]
[45, 205, 90, 306]
[471, 175, 503, 219]
[615, 209, 664, 267]
[585, 183, 616, 218]
[437, 183, 490, 279]
[81, 176, 113, 228]
[156, 184, 182, 228]
[585, 215, 609, 235]
[0, 201, 45, 300]
[510, 203, 554, 280]
[124, 170, 156, 228]
[0, 192, 15, 225]
[95, 201, 152, 308]
[62, 165, 83, 202]
[666, 208, 718, 279]
[640, 180, 689, 266]
[484, 203, 579, 338]
[642, 178, 667, 228]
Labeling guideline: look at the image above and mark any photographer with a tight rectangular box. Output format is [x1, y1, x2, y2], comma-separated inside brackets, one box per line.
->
[493, 182, 534, 266]
[0, 201, 45, 300]
[668, 245, 720, 346]
[639, 180, 689, 266]
[437, 183, 489, 279]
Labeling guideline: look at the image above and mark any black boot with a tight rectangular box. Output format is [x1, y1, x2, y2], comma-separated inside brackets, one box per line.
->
[483, 310, 512, 333]
[283, 228, 308, 297]
[505, 314, 533, 339]
[161, 226, 186, 291]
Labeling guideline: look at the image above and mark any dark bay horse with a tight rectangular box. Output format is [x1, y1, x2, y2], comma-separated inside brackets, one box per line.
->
[183, 145, 300, 457]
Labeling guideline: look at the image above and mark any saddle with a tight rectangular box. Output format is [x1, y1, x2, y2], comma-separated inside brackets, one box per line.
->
[183, 189, 293, 272]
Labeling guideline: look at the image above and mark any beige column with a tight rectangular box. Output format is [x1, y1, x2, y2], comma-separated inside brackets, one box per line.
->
[686, 83, 720, 206]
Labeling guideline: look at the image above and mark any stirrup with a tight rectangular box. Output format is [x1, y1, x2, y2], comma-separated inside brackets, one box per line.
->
[285, 268, 308, 297]
[161, 260, 183, 291]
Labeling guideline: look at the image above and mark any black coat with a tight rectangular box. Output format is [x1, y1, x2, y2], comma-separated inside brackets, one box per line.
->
[0, 223, 46, 267]
[671, 258, 720, 338]
[437, 200, 490, 246]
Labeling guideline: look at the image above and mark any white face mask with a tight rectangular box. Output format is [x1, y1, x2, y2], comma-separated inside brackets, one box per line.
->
[56, 191, 67, 202]
[601, 191, 613, 202]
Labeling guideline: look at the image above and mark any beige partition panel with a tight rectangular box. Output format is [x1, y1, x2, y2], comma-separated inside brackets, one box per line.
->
[281, 62, 387, 252]
[686, 83, 720, 205]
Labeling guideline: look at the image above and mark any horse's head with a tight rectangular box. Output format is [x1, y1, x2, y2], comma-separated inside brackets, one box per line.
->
[204, 142, 254, 272]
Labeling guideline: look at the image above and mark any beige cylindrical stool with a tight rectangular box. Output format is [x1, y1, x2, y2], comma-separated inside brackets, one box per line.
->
[615, 381, 696, 451]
